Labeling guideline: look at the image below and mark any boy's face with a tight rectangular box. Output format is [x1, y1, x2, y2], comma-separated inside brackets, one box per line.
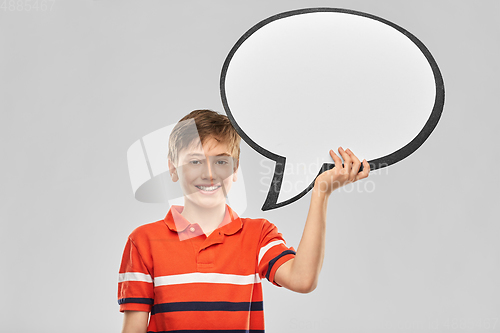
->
[169, 137, 238, 210]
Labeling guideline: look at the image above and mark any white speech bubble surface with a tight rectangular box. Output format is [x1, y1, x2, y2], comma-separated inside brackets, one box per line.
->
[221, 8, 444, 210]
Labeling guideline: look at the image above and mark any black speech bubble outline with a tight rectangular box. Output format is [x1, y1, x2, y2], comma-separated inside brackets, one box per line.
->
[220, 7, 445, 211]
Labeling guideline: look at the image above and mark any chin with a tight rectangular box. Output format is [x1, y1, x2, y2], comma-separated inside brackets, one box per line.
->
[187, 194, 226, 209]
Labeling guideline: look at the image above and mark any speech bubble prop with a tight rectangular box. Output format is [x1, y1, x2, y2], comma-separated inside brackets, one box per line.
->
[220, 8, 444, 211]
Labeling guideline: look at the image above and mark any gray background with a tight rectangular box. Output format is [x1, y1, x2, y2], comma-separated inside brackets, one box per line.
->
[1, 1, 499, 332]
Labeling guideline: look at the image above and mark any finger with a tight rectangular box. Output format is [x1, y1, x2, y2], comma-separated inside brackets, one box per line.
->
[337, 147, 351, 174]
[356, 159, 371, 180]
[329, 149, 343, 168]
[346, 148, 361, 181]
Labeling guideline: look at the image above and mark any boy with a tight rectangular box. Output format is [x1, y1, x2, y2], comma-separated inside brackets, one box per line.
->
[118, 109, 370, 332]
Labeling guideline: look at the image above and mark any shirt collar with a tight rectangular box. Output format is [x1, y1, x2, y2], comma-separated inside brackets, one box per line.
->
[164, 204, 242, 235]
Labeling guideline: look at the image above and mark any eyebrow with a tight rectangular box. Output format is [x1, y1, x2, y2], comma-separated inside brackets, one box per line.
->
[185, 153, 231, 157]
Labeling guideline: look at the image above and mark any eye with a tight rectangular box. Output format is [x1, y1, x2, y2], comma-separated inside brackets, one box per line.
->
[189, 160, 201, 165]
[216, 160, 228, 165]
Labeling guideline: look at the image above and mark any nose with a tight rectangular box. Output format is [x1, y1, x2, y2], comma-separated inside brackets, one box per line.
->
[201, 156, 214, 184]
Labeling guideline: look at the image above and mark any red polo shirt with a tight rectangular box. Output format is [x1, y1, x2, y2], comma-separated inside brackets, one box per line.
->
[118, 205, 296, 332]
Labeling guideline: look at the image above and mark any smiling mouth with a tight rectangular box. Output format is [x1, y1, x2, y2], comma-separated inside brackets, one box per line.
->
[195, 185, 222, 192]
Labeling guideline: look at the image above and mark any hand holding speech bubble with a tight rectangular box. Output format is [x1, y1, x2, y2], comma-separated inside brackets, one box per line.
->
[220, 8, 444, 210]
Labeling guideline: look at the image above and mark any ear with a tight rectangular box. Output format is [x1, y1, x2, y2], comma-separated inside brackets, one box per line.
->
[232, 159, 239, 182]
[168, 159, 179, 182]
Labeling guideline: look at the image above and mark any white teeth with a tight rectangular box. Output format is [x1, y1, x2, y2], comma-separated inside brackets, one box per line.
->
[197, 185, 220, 191]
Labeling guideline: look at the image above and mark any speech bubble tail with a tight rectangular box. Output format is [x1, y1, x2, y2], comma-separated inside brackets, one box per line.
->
[262, 161, 377, 210]
[262, 156, 317, 211]
[262, 179, 315, 210]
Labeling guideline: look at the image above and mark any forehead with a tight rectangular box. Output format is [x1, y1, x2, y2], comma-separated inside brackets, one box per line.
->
[179, 137, 231, 158]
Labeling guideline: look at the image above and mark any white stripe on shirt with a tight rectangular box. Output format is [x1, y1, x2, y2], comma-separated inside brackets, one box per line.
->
[154, 273, 261, 287]
[258, 240, 285, 265]
[118, 272, 153, 283]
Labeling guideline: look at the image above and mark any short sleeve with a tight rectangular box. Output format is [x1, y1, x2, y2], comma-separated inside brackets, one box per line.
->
[117, 237, 154, 312]
[257, 220, 296, 287]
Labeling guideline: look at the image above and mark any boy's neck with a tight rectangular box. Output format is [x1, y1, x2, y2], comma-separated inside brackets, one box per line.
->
[180, 201, 227, 236]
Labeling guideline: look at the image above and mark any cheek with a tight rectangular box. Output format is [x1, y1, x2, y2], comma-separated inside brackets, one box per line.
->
[221, 178, 233, 194]
[215, 165, 235, 181]
[221, 169, 236, 188]
[178, 165, 199, 183]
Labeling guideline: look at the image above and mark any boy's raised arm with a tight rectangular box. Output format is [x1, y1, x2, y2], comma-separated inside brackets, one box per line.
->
[274, 147, 370, 293]
[121, 310, 149, 333]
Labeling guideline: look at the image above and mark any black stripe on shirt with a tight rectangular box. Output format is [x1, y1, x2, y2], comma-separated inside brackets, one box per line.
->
[118, 297, 154, 305]
[265, 249, 296, 281]
[151, 301, 263, 315]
